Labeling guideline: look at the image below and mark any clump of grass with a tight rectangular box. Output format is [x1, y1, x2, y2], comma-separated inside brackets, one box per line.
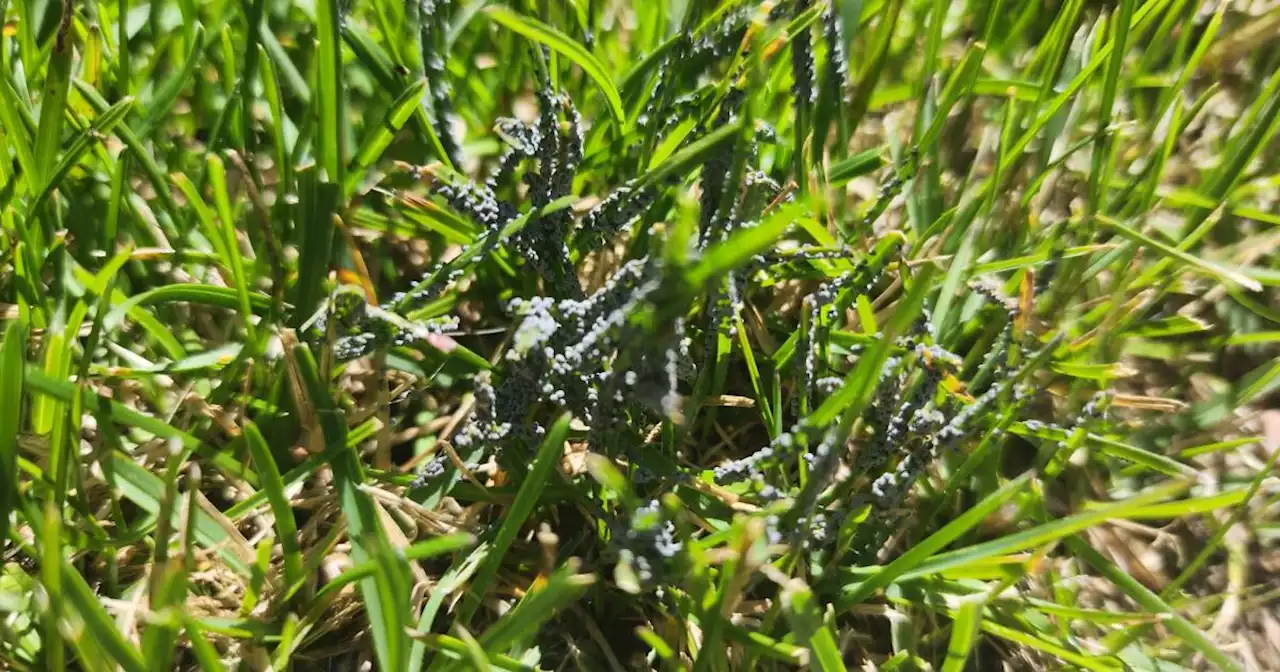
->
[1, 0, 1279, 670]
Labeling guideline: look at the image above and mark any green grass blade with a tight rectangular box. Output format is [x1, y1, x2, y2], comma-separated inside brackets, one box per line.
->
[315, 0, 347, 184]
[454, 412, 573, 627]
[29, 96, 135, 214]
[304, 534, 474, 603]
[637, 118, 744, 188]
[291, 178, 340, 324]
[1065, 537, 1242, 672]
[58, 556, 149, 672]
[139, 24, 207, 135]
[257, 43, 294, 197]
[842, 473, 1030, 605]
[170, 172, 232, 261]
[483, 6, 626, 125]
[828, 147, 885, 185]
[1100, 214, 1261, 291]
[890, 486, 1183, 583]
[181, 615, 228, 672]
[1086, 0, 1134, 216]
[33, 14, 75, 191]
[811, 262, 939, 427]
[346, 78, 428, 197]
[0, 77, 38, 189]
[74, 80, 183, 219]
[939, 597, 985, 672]
[782, 582, 849, 672]
[291, 344, 410, 671]
[111, 283, 275, 316]
[243, 421, 304, 589]
[468, 563, 595, 661]
[206, 153, 258, 346]
[0, 321, 26, 548]
[105, 453, 253, 576]
[688, 200, 810, 286]
[25, 366, 256, 483]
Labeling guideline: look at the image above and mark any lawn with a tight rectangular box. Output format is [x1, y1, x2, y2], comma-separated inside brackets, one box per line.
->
[2, 0, 1279, 669]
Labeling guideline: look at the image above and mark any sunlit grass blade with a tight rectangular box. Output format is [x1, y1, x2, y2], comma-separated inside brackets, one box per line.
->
[454, 412, 572, 627]
[939, 597, 985, 672]
[463, 562, 595, 666]
[206, 153, 258, 346]
[637, 118, 744, 188]
[305, 534, 475, 604]
[181, 615, 227, 672]
[483, 6, 626, 125]
[25, 367, 256, 483]
[842, 473, 1030, 605]
[111, 283, 275, 316]
[74, 80, 183, 219]
[0, 320, 26, 548]
[291, 177, 340, 324]
[342, 25, 454, 170]
[782, 581, 849, 672]
[1086, 0, 1134, 216]
[30, 96, 135, 214]
[828, 147, 885, 185]
[883, 486, 1185, 584]
[0, 77, 38, 188]
[33, 14, 75, 192]
[1066, 537, 1242, 672]
[139, 24, 207, 135]
[290, 343, 411, 671]
[1099, 213, 1261, 291]
[243, 421, 304, 589]
[315, 0, 346, 184]
[57, 554, 149, 672]
[810, 262, 939, 427]
[688, 200, 810, 286]
[346, 78, 428, 196]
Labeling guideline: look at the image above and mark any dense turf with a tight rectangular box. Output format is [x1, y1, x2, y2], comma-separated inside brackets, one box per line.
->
[2, 0, 1280, 669]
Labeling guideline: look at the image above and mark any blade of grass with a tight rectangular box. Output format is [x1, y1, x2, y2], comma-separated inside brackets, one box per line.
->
[453, 412, 573, 627]
[346, 78, 428, 197]
[32, 0, 75, 192]
[30, 96, 135, 215]
[781, 582, 849, 672]
[688, 199, 810, 286]
[315, 0, 346, 184]
[25, 366, 257, 483]
[206, 153, 259, 347]
[637, 117, 744, 188]
[257, 44, 294, 197]
[0, 77, 38, 190]
[105, 453, 253, 576]
[242, 422, 303, 589]
[467, 562, 596, 662]
[291, 343, 411, 671]
[842, 473, 1031, 605]
[1099, 214, 1261, 291]
[138, 24, 207, 135]
[291, 177, 340, 324]
[483, 6, 625, 125]
[939, 597, 985, 672]
[58, 554, 149, 672]
[881, 484, 1186, 584]
[1085, 0, 1134, 217]
[0, 321, 26, 551]
[1065, 536, 1242, 672]
[302, 533, 474, 603]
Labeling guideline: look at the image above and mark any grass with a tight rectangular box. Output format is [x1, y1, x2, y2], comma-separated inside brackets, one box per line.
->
[1, 0, 1279, 669]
